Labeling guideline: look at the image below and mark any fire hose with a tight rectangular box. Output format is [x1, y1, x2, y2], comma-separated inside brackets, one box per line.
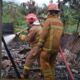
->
[59, 47, 74, 80]
[2, 36, 23, 79]
[57, 1, 75, 79]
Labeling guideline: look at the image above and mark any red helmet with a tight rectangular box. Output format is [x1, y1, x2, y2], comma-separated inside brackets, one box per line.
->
[25, 13, 38, 23]
[48, 3, 60, 11]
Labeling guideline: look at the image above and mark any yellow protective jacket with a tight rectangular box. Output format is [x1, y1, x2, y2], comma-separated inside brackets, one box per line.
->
[19, 26, 42, 47]
[40, 15, 63, 52]
[27, 25, 42, 47]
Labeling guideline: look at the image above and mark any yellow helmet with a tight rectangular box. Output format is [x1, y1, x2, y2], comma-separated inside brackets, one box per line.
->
[48, 3, 60, 11]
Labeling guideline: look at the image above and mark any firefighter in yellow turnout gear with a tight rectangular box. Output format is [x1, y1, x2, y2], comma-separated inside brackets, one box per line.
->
[23, 20, 42, 78]
[16, 13, 43, 79]
[35, 3, 64, 80]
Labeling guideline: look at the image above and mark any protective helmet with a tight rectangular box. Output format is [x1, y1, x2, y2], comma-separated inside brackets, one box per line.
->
[48, 3, 60, 11]
[25, 13, 38, 23]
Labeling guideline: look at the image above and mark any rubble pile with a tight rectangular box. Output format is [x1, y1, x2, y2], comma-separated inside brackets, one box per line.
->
[1, 37, 80, 80]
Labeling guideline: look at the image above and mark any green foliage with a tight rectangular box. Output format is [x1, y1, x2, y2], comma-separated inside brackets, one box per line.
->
[3, 1, 28, 33]
[3, 1, 80, 33]
[61, 4, 80, 33]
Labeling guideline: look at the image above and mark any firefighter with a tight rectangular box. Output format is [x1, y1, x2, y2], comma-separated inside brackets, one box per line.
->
[35, 3, 64, 80]
[16, 13, 38, 41]
[23, 20, 42, 78]
[17, 13, 43, 79]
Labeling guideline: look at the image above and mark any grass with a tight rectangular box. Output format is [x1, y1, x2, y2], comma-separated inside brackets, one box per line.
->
[64, 25, 80, 33]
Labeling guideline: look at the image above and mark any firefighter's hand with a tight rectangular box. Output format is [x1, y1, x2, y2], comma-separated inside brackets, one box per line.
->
[19, 35, 27, 41]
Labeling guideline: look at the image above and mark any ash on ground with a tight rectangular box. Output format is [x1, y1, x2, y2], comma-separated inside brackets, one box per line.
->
[1, 36, 80, 80]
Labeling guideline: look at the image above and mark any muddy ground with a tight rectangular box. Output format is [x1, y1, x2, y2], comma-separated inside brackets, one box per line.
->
[1, 34, 80, 80]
